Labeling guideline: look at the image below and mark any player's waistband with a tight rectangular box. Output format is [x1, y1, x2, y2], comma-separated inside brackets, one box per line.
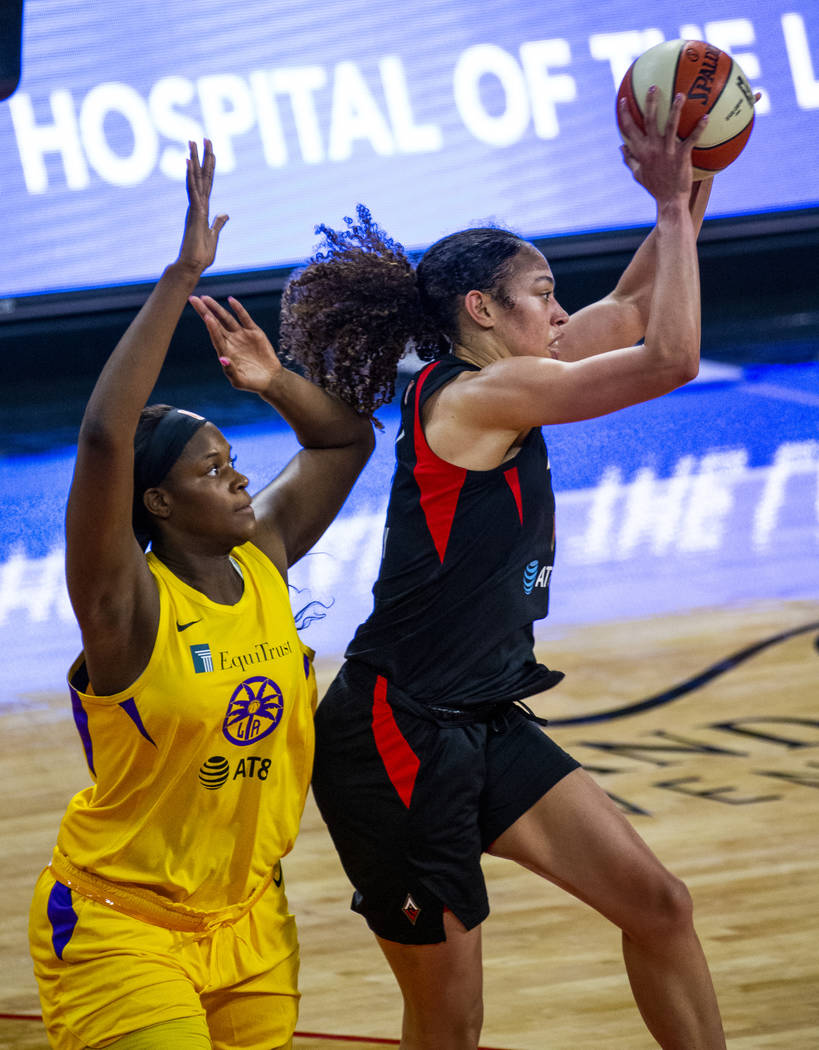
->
[427, 697, 550, 728]
[49, 846, 276, 933]
[342, 659, 559, 728]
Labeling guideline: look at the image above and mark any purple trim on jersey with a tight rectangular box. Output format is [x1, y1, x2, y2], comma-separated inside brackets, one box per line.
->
[372, 675, 420, 808]
[118, 697, 157, 747]
[412, 363, 467, 563]
[304, 653, 310, 678]
[70, 685, 95, 777]
[504, 466, 523, 524]
[46, 880, 78, 960]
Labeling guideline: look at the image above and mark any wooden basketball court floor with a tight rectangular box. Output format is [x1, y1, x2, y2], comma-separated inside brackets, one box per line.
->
[2, 599, 817, 1049]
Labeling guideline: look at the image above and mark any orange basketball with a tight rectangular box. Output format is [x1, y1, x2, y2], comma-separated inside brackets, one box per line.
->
[616, 39, 755, 180]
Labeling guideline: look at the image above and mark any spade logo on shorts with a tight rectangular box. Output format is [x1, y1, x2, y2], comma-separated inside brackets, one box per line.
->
[402, 893, 421, 925]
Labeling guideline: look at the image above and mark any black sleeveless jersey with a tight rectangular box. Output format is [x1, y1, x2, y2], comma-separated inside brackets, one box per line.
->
[345, 356, 562, 708]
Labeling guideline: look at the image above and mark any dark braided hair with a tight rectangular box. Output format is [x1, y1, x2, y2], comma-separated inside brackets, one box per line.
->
[280, 205, 528, 420]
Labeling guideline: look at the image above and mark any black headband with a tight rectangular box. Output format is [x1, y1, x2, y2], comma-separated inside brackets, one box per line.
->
[135, 408, 208, 495]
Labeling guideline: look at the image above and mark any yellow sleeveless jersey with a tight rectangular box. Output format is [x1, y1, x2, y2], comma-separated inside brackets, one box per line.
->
[55, 542, 316, 917]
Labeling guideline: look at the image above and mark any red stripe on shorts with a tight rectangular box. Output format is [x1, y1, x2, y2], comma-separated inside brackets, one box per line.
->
[372, 675, 420, 808]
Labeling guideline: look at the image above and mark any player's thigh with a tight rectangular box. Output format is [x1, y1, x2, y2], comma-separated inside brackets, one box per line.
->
[29, 870, 205, 1050]
[104, 1016, 212, 1049]
[489, 767, 691, 937]
[376, 909, 483, 1033]
[204, 987, 297, 1050]
[202, 889, 300, 1050]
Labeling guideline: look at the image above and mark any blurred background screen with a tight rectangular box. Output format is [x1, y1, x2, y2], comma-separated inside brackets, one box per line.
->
[0, 0, 817, 306]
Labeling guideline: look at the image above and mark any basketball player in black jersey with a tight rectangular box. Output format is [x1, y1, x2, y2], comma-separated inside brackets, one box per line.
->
[281, 90, 727, 1049]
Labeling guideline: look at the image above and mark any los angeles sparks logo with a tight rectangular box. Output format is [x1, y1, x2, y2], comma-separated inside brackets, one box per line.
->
[223, 675, 284, 745]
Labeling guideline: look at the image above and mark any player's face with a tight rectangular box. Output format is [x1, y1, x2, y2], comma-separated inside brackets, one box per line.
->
[493, 245, 569, 359]
[161, 423, 256, 547]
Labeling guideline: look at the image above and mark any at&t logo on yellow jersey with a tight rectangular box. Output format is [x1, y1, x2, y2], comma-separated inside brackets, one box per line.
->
[199, 754, 273, 789]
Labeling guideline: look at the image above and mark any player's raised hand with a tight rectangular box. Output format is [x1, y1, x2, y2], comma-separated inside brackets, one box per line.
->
[176, 140, 229, 274]
[189, 294, 284, 395]
[618, 87, 708, 203]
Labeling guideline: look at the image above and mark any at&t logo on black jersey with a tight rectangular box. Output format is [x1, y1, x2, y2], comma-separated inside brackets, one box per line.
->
[523, 559, 553, 595]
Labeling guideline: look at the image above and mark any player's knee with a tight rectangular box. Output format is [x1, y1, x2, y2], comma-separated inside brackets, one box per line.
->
[626, 870, 694, 945]
[460, 990, 484, 1044]
[404, 989, 483, 1049]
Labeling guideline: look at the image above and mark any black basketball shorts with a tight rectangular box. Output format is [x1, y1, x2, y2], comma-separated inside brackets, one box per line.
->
[311, 660, 580, 945]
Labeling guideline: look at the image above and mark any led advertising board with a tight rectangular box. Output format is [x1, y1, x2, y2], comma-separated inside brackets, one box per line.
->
[1, 0, 817, 304]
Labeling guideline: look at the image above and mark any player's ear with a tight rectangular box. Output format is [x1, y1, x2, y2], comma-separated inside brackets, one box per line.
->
[143, 487, 171, 520]
[463, 289, 495, 329]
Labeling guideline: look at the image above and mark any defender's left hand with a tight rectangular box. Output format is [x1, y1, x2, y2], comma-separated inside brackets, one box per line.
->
[189, 294, 284, 394]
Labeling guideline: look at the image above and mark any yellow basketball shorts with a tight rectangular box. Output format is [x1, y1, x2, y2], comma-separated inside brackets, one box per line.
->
[29, 867, 299, 1050]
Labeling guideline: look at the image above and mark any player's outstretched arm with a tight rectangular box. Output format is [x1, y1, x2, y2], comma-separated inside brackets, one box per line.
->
[558, 176, 712, 361]
[556, 87, 712, 362]
[442, 90, 706, 446]
[65, 141, 227, 691]
[190, 293, 374, 575]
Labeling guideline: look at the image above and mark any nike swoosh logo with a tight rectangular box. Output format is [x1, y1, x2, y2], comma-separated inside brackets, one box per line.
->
[176, 619, 202, 632]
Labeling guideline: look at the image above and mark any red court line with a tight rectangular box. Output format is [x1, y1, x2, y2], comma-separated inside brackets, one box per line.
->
[295, 1034, 399, 1046]
[0, 1014, 510, 1049]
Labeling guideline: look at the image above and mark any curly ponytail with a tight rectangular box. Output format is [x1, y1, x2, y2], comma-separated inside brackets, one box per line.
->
[280, 206, 528, 419]
[280, 205, 434, 422]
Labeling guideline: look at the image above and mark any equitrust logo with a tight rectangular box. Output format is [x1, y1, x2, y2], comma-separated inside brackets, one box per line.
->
[190, 639, 292, 674]
[190, 643, 214, 673]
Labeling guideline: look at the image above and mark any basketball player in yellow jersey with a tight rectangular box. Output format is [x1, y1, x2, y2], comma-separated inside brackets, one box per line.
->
[28, 140, 374, 1050]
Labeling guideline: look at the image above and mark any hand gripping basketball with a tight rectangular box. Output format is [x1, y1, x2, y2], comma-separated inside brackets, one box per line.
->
[617, 39, 756, 180]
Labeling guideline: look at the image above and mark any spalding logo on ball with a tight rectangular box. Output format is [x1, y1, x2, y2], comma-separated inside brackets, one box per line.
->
[617, 39, 755, 180]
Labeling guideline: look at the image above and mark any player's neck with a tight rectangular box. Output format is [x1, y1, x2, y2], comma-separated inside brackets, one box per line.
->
[453, 338, 507, 369]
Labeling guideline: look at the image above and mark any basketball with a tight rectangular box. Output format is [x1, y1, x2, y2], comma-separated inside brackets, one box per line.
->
[616, 39, 755, 180]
